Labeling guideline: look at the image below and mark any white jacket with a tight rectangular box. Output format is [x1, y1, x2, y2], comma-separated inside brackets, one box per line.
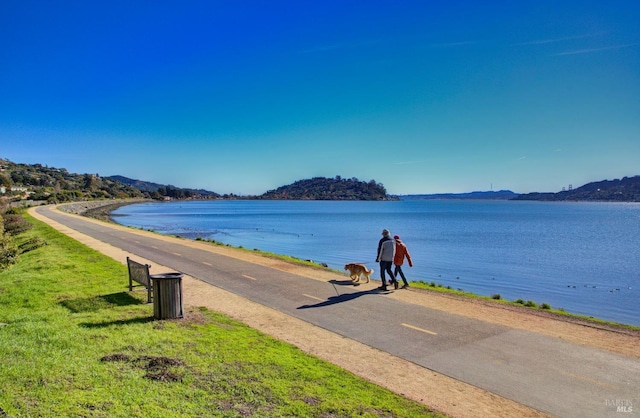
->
[377, 237, 396, 262]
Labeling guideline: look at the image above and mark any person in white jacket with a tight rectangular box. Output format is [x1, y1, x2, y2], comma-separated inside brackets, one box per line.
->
[376, 229, 397, 290]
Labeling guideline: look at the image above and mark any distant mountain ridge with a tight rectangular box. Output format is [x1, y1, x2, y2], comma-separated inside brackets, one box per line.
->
[402, 190, 518, 200]
[513, 176, 640, 202]
[107, 175, 220, 199]
[401, 176, 640, 202]
[2, 156, 638, 203]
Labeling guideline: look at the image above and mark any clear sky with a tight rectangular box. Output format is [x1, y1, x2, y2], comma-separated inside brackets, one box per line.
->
[2, 1, 639, 195]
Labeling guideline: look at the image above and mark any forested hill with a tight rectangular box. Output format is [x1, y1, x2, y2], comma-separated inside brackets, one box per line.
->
[0, 158, 143, 202]
[513, 176, 640, 202]
[108, 175, 220, 199]
[4, 156, 636, 203]
[259, 176, 396, 200]
[0, 158, 395, 202]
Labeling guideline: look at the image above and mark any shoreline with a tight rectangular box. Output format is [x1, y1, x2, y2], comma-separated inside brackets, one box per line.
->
[64, 199, 640, 331]
[33, 204, 640, 417]
[57, 198, 148, 222]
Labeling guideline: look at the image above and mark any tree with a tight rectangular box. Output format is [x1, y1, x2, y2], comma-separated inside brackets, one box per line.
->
[83, 174, 98, 191]
[0, 174, 11, 188]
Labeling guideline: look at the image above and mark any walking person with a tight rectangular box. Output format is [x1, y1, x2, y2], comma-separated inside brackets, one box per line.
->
[393, 235, 413, 289]
[376, 229, 397, 290]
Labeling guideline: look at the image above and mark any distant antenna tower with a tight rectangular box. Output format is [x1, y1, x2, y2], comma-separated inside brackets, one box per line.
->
[569, 184, 573, 191]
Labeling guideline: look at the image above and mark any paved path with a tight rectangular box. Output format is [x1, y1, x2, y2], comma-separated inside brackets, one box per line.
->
[33, 205, 640, 418]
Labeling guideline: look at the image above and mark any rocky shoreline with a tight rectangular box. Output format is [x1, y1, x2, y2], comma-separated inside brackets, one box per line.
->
[58, 199, 148, 222]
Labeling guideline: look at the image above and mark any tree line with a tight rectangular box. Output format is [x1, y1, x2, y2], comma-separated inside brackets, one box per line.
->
[1, 158, 396, 203]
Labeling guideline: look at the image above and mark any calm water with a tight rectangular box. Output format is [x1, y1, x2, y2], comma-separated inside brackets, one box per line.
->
[112, 200, 640, 326]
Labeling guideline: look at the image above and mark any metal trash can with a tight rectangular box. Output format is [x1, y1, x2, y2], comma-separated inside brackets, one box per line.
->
[150, 272, 184, 319]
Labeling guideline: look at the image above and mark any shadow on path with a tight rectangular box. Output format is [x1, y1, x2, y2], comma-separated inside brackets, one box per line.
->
[297, 283, 390, 310]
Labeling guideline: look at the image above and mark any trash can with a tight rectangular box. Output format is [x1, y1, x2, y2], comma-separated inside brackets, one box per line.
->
[150, 272, 184, 319]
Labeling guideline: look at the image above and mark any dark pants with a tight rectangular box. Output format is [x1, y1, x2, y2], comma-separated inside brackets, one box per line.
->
[394, 265, 408, 286]
[379, 261, 395, 286]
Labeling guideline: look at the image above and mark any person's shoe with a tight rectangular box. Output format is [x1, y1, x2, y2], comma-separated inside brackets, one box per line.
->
[401, 284, 409, 289]
[393, 280, 399, 289]
[377, 285, 388, 291]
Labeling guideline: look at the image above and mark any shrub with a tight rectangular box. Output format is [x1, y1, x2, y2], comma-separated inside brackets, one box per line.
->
[491, 294, 501, 300]
[524, 300, 538, 308]
[541, 303, 551, 310]
[2, 214, 32, 235]
[0, 219, 19, 269]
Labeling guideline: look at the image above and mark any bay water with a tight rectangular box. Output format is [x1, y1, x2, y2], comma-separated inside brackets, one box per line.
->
[112, 200, 640, 326]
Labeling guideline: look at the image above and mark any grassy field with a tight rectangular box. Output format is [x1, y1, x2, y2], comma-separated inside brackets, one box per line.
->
[0, 214, 443, 417]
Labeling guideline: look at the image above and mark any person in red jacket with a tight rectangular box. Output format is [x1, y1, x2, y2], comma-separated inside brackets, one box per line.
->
[393, 235, 413, 289]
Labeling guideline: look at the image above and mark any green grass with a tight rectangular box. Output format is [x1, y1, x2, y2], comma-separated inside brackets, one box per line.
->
[411, 281, 640, 331]
[195, 236, 329, 270]
[0, 215, 443, 417]
[198, 234, 640, 332]
[87, 204, 640, 332]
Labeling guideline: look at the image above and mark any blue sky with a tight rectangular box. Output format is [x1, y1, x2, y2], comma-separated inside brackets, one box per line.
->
[2, 1, 639, 195]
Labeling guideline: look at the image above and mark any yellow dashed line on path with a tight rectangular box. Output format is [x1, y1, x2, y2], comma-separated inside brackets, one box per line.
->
[172, 252, 182, 257]
[560, 371, 618, 390]
[401, 323, 438, 335]
[202, 262, 213, 266]
[303, 294, 325, 302]
[242, 275, 257, 281]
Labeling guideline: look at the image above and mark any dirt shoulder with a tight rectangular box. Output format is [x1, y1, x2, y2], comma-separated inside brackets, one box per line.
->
[186, 236, 640, 357]
[31, 205, 640, 418]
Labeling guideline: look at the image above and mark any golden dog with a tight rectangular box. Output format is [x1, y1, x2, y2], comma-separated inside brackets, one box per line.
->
[344, 263, 374, 283]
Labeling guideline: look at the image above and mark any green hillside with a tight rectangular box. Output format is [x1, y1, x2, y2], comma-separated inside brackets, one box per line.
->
[513, 176, 640, 202]
[259, 176, 396, 200]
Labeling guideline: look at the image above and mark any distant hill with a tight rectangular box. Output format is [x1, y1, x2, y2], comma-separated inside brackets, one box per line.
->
[259, 176, 396, 200]
[3, 156, 638, 203]
[0, 159, 392, 202]
[107, 175, 220, 199]
[110, 175, 395, 201]
[513, 176, 640, 202]
[0, 158, 220, 203]
[402, 190, 518, 200]
[0, 158, 143, 203]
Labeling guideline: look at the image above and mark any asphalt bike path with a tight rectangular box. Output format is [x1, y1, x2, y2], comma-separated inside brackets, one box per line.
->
[34, 206, 640, 418]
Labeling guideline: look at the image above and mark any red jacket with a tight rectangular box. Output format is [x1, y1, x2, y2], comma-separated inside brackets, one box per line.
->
[394, 239, 413, 267]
